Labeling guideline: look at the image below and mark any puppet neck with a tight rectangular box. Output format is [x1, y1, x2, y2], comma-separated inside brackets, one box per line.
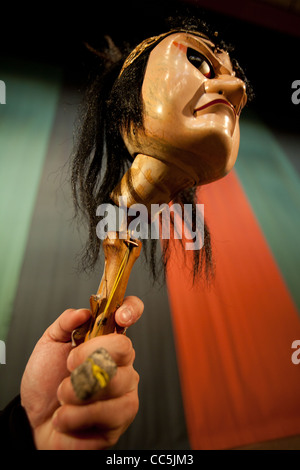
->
[110, 153, 196, 218]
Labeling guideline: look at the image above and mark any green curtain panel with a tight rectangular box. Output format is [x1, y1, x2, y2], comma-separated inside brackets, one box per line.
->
[0, 61, 62, 340]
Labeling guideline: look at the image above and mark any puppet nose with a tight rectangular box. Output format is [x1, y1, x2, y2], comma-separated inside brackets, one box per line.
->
[204, 75, 247, 114]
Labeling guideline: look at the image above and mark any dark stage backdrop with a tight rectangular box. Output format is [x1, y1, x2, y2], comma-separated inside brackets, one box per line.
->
[0, 0, 299, 450]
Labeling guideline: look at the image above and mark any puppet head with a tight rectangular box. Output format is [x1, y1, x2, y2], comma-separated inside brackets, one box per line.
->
[110, 30, 247, 213]
[71, 19, 251, 279]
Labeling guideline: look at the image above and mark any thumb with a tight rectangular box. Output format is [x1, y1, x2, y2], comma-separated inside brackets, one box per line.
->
[115, 295, 144, 328]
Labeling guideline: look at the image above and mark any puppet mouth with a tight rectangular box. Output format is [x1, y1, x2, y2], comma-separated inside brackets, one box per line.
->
[194, 99, 236, 116]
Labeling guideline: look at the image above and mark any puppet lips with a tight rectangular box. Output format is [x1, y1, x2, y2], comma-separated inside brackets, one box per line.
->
[194, 99, 236, 116]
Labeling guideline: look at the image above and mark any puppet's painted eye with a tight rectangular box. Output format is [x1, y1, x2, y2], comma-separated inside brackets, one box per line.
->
[187, 48, 214, 78]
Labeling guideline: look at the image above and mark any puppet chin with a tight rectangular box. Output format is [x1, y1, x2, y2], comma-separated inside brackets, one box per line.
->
[122, 121, 240, 187]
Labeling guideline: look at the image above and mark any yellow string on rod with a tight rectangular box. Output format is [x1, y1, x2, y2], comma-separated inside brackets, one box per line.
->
[94, 245, 130, 336]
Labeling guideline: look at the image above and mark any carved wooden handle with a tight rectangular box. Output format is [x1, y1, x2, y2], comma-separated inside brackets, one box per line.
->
[72, 153, 191, 345]
[71, 232, 141, 345]
[86, 232, 142, 339]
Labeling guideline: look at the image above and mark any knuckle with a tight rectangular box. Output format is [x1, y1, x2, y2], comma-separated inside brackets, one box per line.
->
[126, 390, 139, 418]
[67, 349, 77, 371]
[131, 347, 136, 364]
[116, 334, 133, 358]
[67, 343, 87, 371]
[135, 370, 140, 385]
[119, 333, 133, 349]
[105, 431, 120, 449]
[53, 407, 64, 430]
[132, 368, 140, 387]
[67, 337, 98, 370]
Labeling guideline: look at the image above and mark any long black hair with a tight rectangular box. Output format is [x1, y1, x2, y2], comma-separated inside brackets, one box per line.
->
[71, 16, 252, 282]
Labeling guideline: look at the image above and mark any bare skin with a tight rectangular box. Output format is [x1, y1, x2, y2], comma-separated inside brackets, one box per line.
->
[20, 296, 144, 450]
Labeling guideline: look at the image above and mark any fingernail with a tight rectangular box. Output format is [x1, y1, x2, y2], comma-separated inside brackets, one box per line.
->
[119, 307, 132, 324]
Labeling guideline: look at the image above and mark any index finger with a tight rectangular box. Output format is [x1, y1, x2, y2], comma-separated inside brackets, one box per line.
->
[46, 308, 91, 343]
[67, 333, 135, 372]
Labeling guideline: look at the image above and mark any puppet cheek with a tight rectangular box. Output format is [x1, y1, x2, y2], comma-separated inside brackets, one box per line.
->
[224, 123, 240, 176]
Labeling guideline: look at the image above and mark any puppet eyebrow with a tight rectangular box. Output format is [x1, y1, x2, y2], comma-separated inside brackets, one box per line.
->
[172, 41, 187, 53]
[173, 38, 215, 58]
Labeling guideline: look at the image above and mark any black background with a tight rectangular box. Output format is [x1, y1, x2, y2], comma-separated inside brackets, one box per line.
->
[1, 0, 299, 131]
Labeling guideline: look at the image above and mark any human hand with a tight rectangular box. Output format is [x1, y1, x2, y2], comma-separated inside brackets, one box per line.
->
[20, 296, 144, 450]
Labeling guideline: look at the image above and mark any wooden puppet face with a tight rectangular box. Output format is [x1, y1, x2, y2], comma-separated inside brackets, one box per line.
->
[122, 32, 247, 186]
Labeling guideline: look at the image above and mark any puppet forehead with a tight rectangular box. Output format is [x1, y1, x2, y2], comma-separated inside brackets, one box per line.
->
[119, 29, 220, 76]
